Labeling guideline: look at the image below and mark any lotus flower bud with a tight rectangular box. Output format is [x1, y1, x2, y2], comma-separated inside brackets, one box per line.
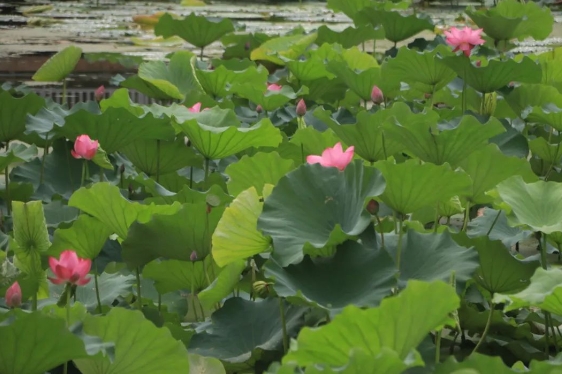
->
[256, 105, 263, 113]
[5, 281, 22, 308]
[366, 199, 379, 215]
[371, 85, 384, 105]
[296, 99, 306, 117]
[95, 85, 105, 102]
[71, 135, 99, 160]
[48, 250, 91, 286]
[190, 250, 198, 262]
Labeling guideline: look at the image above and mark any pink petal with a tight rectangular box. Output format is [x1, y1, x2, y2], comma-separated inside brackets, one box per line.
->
[70, 150, 81, 159]
[76, 277, 91, 286]
[306, 155, 323, 165]
[56, 265, 73, 281]
[75, 259, 92, 278]
[59, 250, 79, 269]
[49, 257, 60, 273]
[48, 277, 65, 285]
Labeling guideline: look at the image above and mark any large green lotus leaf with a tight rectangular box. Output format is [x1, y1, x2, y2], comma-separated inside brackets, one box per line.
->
[536, 47, 562, 88]
[492, 175, 562, 234]
[48, 272, 135, 312]
[458, 144, 537, 204]
[225, 152, 295, 197]
[48, 215, 113, 260]
[438, 56, 542, 93]
[505, 84, 562, 117]
[392, 230, 479, 289]
[466, 0, 553, 42]
[120, 138, 203, 176]
[11, 201, 50, 295]
[198, 260, 246, 309]
[99, 88, 145, 116]
[221, 32, 272, 60]
[524, 104, 562, 131]
[136, 51, 202, 101]
[382, 45, 456, 93]
[189, 298, 306, 366]
[140, 178, 232, 206]
[326, 62, 380, 101]
[43, 200, 79, 228]
[59, 107, 175, 154]
[493, 268, 562, 315]
[0, 311, 90, 374]
[122, 203, 224, 268]
[0, 90, 45, 142]
[454, 235, 539, 295]
[68, 182, 181, 239]
[529, 137, 562, 166]
[74, 308, 190, 374]
[265, 240, 396, 314]
[195, 65, 268, 98]
[384, 115, 505, 167]
[189, 354, 226, 374]
[283, 280, 458, 368]
[32, 45, 82, 82]
[0, 143, 37, 171]
[286, 58, 335, 82]
[176, 115, 282, 160]
[316, 25, 384, 49]
[435, 354, 515, 374]
[142, 256, 218, 294]
[212, 186, 272, 267]
[250, 33, 318, 66]
[353, 8, 434, 43]
[155, 13, 234, 48]
[229, 84, 300, 112]
[327, 0, 372, 19]
[467, 208, 532, 248]
[314, 104, 414, 162]
[374, 160, 472, 215]
[258, 161, 385, 267]
[120, 75, 175, 101]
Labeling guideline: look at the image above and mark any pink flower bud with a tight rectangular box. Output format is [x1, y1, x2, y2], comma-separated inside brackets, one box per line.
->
[71, 134, 99, 160]
[366, 199, 379, 215]
[48, 250, 92, 286]
[296, 99, 306, 117]
[5, 281, 22, 308]
[188, 102, 202, 113]
[256, 105, 263, 113]
[190, 250, 198, 262]
[95, 85, 105, 102]
[475, 60, 482, 67]
[267, 83, 282, 91]
[371, 85, 384, 105]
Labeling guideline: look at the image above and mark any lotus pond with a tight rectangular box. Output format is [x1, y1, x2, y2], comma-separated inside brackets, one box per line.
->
[3, 0, 562, 373]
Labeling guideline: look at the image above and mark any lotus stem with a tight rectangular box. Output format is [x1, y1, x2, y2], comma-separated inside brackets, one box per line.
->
[472, 301, 493, 354]
[40, 134, 49, 184]
[158, 292, 162, 313]
[395, 218, 404, 271]
[279, 298, 289, 353]
[486, 210, 502, 236]
[548, 312, 559, 354]
[196, 294, 206, 320]
[462, 80, 467, 113]
[94, 271, 103, 314]
[62, 80, 67, 107]
[80, 160, 87, 188]
[190, 272, 199, 322]
[435, 329, 442, 363]
[135, 267, 142, 310]
[63, 284, 71, 374]
[375, 214, 385, 249]
[204, 158, 210, 189]
[156, 140, 161, 183]
[541, 233, 549, 270]
[200, 47, 205, 60]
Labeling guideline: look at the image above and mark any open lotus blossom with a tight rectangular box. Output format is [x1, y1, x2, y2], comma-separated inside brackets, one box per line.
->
[48, 250, 92, 286]
[267, 83, 282, 91]
[307, 142, 355, 171]
[71, 134, 99, 160]
[94, 85, 105, 102]
[5, 281, 22, 308]
[444, 26, 485, 57]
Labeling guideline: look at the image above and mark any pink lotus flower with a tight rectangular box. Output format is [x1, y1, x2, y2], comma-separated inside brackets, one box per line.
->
[71, 135, 99, 160]
[267, 83, 282, 91]
[306, 142, 355, 171]
[296, 99, 306, 117]
[188, 102, 202, 113]
[48, 250, 92, 286]
[5, 281, 22, 308]
[94, 85, 105, 102]
[444, 26, 485, 57]
[371, 85, 384, 105]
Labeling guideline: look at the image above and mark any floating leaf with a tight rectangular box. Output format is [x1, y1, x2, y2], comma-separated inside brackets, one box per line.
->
[155, 13, 234, 49]
[32, 45, 82, 82]
[224, 152, 295, 197]
[265, 240, 396, 314]
[283, 280, 458, 369]
[258, 161, 385, 267]
[74, 308, 190, 374]
[212, 186, 272, 267]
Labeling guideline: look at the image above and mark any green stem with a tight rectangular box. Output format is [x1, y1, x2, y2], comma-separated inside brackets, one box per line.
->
[486, 210, 502, 236]
[32, 293, 37, 311]
[381, 132, 388, 160]
[4, 152, 9, 216]
[196, 294, 206, 320]
[548, 312, 559, 354]
[434, 204, 440, 233]
[40, 135, 49, 184]
[156, 140, 161, 183]
[462, 201, 471, 232]
[62, 80, 67, 106]
[279, 298, 289, 353]
[461, 75, 467, 113]
[135, 267, 142, 310]
[94, 271, 103, 314]
[472, 301, 493, 354]
[200, 47, 205, 60]
[435, 330, 442, 364]
[545, 311, 552, 355]
[204, 158, 210, 189]
[190, 273, 199, 322]
[541, 233, 549, 270]
[158, 293, 162, 313]
[63, 284, 71, 374]
[395, 219, 404, 271]
[375, 214, 384, 249]
[80, 160, 86, 187]
[189, 167, 193, 189]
